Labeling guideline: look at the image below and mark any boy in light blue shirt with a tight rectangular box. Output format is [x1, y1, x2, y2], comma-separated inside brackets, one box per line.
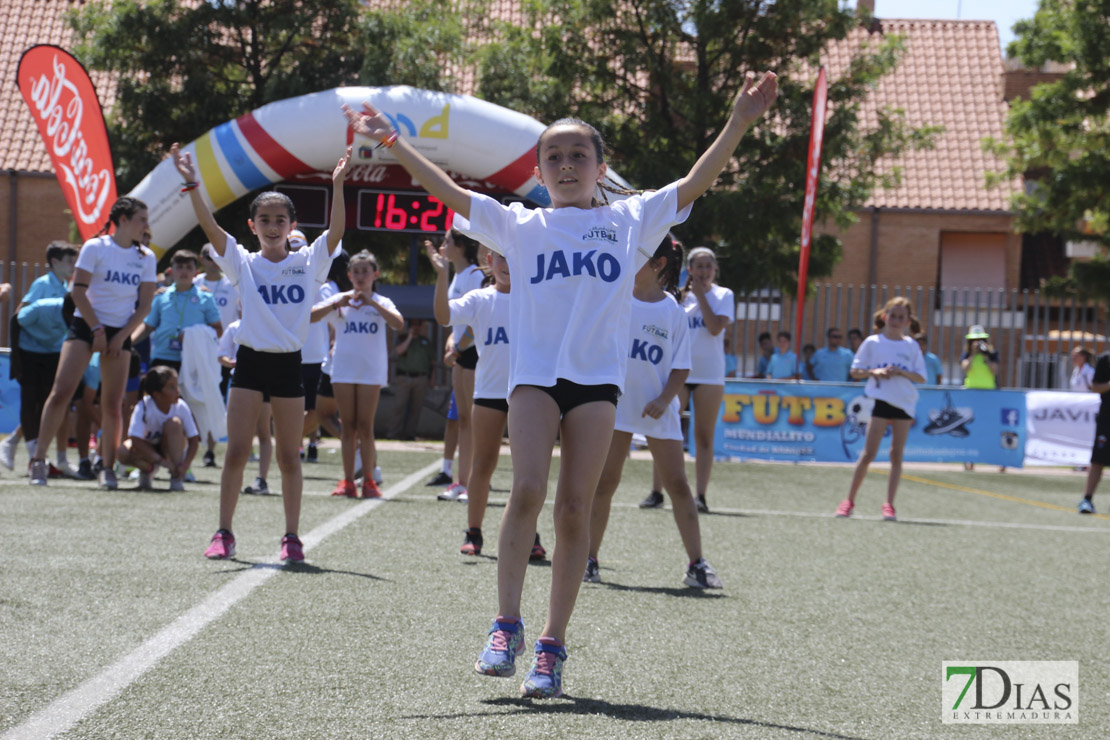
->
[131, 249, 221, 371]
[915, 333, 943, 385]
[767, 331, 800, 379]
[810, 327, 855, 382]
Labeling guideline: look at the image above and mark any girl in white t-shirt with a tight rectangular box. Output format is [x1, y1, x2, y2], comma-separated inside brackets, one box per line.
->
[648, 246, 733, 513]
[428, 242, 519, 557]
[117, 366, 201, 492]
[30, 197, 157, 490]
[434, 230, 487, 501]
[172, 143, 352, 564]
[836, 297, 926, 522]
[344, 70, 776, 699]
[311, 251, 403, 499]
[586, 237, 722, 589]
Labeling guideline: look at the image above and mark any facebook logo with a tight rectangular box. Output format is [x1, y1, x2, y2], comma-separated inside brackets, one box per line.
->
[1001, 408, 1019, 427]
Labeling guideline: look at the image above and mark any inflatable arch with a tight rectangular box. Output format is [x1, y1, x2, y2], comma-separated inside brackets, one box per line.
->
[130, 86, 630, 256]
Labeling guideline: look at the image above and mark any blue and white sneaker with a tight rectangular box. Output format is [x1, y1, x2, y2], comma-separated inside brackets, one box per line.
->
[475, 617, 525, 677]
[521, 639, 567, 699]
[1078, 498, 1095, 515]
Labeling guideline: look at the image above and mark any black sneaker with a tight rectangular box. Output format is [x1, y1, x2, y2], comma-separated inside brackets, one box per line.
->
[75, 458, 95, 481]
[243, 477, 269, 495]
[684, 558, 723, 589]
[203, 450, 217, 468]
[695, 495, 709, 514]
[460, 528, 483, 555]
[425, 471, 453, 487]
[583, 556, 600, 583]
[639, 490, 665, 509]
[306, 444, 318, 463]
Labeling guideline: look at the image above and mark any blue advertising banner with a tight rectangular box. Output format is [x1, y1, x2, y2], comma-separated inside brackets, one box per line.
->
[0, 352, 21, 435]
[707, 380, 1026, 467]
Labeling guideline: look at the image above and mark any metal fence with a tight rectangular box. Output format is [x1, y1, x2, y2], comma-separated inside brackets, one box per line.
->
[729, 283, 1109, 390]
[3, 263, 1105, 390]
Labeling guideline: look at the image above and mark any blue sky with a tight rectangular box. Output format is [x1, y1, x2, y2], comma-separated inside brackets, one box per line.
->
[853, 0, 1042, 54]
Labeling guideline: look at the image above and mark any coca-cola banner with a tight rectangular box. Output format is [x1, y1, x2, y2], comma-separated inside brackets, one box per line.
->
[16, 45, 117, 241]
[1024, 391, 1099, 466]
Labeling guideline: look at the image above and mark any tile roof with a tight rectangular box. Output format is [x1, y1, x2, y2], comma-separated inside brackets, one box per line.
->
[822, 19, 1019, 212]
[1, 4, 1020, 212]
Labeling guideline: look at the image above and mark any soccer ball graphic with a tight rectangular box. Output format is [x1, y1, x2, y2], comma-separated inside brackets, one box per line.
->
[840, 395, 874, 460]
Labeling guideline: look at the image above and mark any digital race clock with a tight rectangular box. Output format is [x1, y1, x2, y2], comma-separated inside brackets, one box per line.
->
[356, 190, 454, 233]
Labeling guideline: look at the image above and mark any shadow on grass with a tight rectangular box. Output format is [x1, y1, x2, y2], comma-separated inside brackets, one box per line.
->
[213, 558, 389, 581]
[404, 697, 863, 738]
[593, 581, 725, 598]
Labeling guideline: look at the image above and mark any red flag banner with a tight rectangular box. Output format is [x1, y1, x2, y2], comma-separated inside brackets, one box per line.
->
[794, 67, 829, 376]
[16, 45, 117, 241]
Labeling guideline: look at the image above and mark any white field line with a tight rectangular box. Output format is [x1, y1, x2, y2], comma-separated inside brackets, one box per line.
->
[405, 491, 1110, 535]
[3, 460, 440, 740]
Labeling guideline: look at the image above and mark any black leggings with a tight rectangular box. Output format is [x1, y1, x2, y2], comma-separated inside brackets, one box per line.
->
[19, 350, 60, 441]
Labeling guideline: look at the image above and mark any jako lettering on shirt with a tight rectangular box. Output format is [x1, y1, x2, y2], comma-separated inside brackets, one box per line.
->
[342, 320, 379, 335]
[256, 284, 306, 305]
[484, 326, 509, 346]
[689, 315, 706, 330]
[105, 269, 141, 285]
[530, 249, 621, 284]
[630, 338, 665, 365]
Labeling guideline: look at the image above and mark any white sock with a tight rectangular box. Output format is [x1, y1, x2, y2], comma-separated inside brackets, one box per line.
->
[26, 438, 38, 459]
[56, 450, 69, 466]
[441, 459, 453, 476]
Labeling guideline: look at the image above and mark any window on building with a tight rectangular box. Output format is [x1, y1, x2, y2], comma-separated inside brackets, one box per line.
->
[939, 232, 1007, 302]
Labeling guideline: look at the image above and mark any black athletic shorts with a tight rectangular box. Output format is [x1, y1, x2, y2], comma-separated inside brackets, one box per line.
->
[317, 371, 334, 399]
[521, 378, 619, 416]
[67, 317, 132, 350]
[457, 345, 479, 371]
[1091, 413, 1110, 466]
[473, 397, 509, 414]
[871, 398, 912, 420]
[231, 345, 304, 402]
[301, 362, 323, 411]
[220, 365, 233, 399]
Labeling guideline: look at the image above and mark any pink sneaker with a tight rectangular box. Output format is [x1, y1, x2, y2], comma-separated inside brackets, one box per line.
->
[280, 533, 305, 563]
[834, 499, 854, 518]
[881, 503, 897, 521]
[205, 530, 236, 559]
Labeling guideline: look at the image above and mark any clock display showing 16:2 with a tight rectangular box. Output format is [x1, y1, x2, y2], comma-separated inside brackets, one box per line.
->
[356, 190, 454, 233]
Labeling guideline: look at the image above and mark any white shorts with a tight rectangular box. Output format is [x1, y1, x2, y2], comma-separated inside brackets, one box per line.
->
[614, 397, 683, 441]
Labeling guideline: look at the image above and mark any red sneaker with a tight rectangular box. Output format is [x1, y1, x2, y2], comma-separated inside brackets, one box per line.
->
[361, 477, 382, 499]
[330, 479, 357, 498]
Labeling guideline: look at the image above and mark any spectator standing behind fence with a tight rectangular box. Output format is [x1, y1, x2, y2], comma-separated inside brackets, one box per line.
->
[847, 328, 863, 354]
[1077, 352, 1110, 514]
[915, 333, 943, 385]
[754, 331, 773, 378]
[766, 331, 799, 380]
[961, 324, 1001, 471]
[1071, 347, 1094, 391]
[810, 327, 854, 382]
[390, 318, 435, 440]
[801, 344, 817, 380]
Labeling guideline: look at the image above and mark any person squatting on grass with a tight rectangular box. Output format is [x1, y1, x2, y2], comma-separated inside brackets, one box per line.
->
[117, 365, 201, 492]
[345, 68, 776, 699]
[427, 238, 546, 560]
[835, 297, 927, 522]
[172, 142, 352, 564]
[586, 236, 723, 589]
[310, 250, 403, 500]
[30, 197, 157, 490]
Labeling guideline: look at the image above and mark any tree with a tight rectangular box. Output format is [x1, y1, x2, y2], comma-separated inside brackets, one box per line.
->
[473, 0, 938, 292]
[988, 0, 1110, 298]
[67, 0, 471, 275]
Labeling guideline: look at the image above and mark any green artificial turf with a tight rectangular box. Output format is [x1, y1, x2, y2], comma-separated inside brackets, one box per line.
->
[1, 448, 1106, 738]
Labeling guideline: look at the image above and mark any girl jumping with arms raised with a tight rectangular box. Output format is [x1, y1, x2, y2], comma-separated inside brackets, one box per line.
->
[172, 143, 352, 563]
[345, 70, 775, 698]
[835, 296, 926, 521]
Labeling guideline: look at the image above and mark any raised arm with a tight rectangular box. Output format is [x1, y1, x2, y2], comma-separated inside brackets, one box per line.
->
[675, 72, 778, 212]
[426, 241, 452, 327]
[171, 143, 232, 255]
[343, 103, 472, 219]
[327, 147, 354, 252]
